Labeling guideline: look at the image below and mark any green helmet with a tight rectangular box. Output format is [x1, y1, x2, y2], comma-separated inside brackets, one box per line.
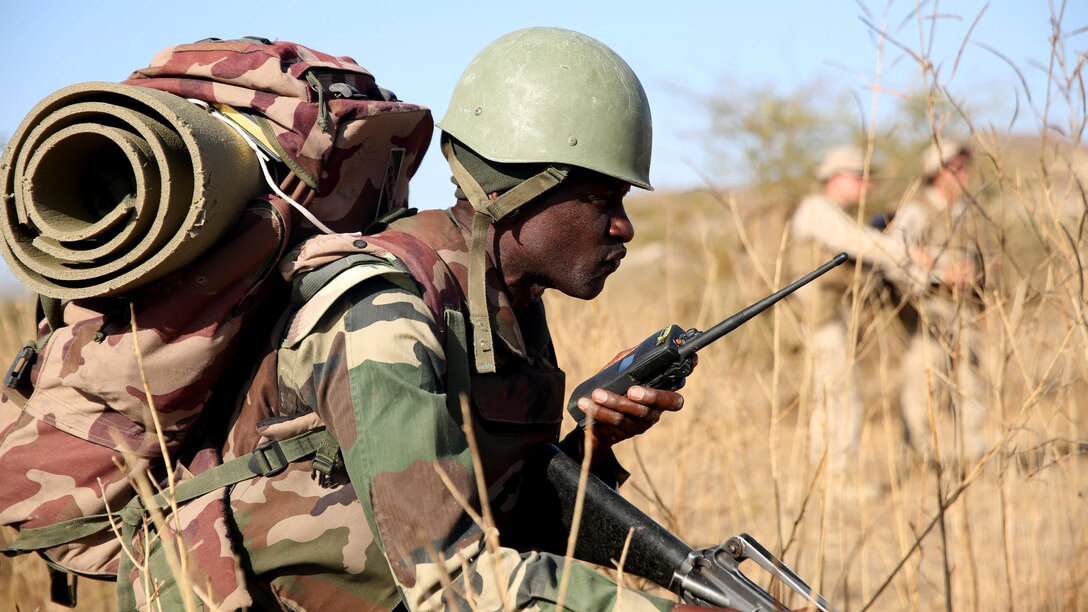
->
[438, 27, 653, 190]
[440, 28, 653, 376]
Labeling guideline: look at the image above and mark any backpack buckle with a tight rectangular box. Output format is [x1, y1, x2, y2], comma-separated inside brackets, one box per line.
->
[249, 441, 289, 477]
[310, 444, 346, 489]
[5, 344, 37, 389]
[311, 454, 337, 488]
[327, 82, 363, 100]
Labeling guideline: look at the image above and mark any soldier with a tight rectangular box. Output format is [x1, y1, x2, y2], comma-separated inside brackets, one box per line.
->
[219, 27, 730, 612]
[788, 146, 926, 471]
[888, 139, 991, 466]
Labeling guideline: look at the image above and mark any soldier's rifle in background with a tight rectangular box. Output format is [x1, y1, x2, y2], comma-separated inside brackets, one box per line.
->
[551, 253, 848, 611]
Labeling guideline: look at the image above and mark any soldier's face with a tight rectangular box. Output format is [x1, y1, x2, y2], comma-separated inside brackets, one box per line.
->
[938, 153, 971, 198]
[828, 173, 867, 206]
[496, 171, 634, 304]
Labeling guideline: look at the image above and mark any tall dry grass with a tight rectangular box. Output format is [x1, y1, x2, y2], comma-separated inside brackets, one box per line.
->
[544, 11, 1088, 598]
[550, 6, 1087, 609]
[6, 154, 1085, 610]
[1, 172, 1085, 611]
[3, 4, 1086, 610]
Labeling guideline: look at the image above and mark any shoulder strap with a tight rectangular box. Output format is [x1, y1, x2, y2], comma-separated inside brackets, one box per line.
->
[3, 428, 337, 557]
[294, 231, 471, 410]
[291, 252, 388, 306]
[364, 231, 464, 324]
[365, 231, 471, 420]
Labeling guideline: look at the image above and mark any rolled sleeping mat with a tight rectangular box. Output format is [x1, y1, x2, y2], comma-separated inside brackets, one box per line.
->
[0, 81, 264, 299]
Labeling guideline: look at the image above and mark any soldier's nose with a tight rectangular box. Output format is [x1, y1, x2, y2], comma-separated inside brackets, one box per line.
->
[610, 211, 634, 243]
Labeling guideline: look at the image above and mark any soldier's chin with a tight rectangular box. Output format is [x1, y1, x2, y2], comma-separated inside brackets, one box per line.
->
[561, 276, 610, 301]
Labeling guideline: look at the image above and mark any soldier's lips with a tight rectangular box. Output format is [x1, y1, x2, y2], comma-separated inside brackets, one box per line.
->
[602, 248, 626, 270]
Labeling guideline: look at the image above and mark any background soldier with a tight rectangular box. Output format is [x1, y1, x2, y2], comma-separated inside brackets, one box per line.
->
[888, 139, 991, 467]
[788, 146, 926, 473]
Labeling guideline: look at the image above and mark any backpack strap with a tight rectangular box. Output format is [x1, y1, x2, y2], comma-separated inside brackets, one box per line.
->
[5, 428, 338, 607]
[365, 231, 471, 420]
[2, 428, 338, 558]
[290, 252, 389, 306]
[2, 294, 63, 400]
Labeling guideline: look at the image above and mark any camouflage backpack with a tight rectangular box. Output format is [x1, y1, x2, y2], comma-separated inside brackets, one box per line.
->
[0, 37, 432, 607]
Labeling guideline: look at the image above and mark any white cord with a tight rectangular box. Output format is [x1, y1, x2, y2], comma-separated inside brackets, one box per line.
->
[188, 98, 337, 235]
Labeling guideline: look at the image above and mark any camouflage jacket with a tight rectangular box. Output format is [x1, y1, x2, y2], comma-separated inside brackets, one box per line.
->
[888, 186, 985, 308]
[223, 209, 673, 611]
[888, 187, 981, 264]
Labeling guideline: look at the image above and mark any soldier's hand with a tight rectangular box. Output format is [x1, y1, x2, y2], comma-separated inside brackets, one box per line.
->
[908, 245, 936, 270]
[940, 259, 979, 287]
[576, 384, 685, 448]
[573, 346, 695, 448]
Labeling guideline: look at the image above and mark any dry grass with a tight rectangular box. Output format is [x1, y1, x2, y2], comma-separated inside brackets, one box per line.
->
[4, 142, 1088, 612]
[2, 157, 1086, 610]
[544, 150, 1088, 610]
[2, 6, 1086, 608]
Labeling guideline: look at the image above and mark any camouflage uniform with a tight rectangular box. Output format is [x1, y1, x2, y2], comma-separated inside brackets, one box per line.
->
[888, 184, 990, 462]
[788, 151, 923, 468]
[222, 208, 672, 611]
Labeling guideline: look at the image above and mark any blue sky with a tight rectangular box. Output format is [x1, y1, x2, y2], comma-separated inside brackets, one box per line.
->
[1, 1, 1084, 293]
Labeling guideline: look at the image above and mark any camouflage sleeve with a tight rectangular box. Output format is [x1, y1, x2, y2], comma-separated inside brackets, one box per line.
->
[284, 271, 674, 611]
[886, 201, 928, 245]
[792, 194, 930, 289]
[791, 194, 911, 270]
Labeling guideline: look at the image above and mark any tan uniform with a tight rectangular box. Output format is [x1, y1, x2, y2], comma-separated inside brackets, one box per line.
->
[889, 186, 990, 462]
[789, 193, 922, 467]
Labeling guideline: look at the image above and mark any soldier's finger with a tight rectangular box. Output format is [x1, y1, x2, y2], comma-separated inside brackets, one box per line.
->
[578, 399, 627, 426]
[625, 386, 684, 411]
[588, 406, 656, 439]
[591, 389, 656, 419]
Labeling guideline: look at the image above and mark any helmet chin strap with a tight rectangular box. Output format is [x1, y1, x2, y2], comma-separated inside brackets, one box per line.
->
[441, 136, 569, 373]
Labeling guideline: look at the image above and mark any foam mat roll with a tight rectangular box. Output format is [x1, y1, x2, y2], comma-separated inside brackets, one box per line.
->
[0, 81, 263, 299]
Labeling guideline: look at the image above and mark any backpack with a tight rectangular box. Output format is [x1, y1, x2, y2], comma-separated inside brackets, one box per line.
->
[0, 37, 433, 607]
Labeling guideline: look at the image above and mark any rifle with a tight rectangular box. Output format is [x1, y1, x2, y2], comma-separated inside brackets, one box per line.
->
[532, 443, 834, 611]
[567, 252, 848, 426]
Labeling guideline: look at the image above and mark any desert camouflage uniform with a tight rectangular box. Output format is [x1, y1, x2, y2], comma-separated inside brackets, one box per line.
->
[888, 186, 990, 461]
[222, 208, 673, 611]
[788, 193, 921, 467]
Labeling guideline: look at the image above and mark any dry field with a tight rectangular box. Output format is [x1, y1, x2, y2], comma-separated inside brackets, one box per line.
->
[546, 143, 1088, 611]
[2, 145, 1086, 610]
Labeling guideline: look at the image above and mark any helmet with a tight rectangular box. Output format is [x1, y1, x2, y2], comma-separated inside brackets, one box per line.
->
[439, 28, 652, 375]
[922, 139, 972, 178]
[438, 27, 652, 190]
[816, 146, 866, 181]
